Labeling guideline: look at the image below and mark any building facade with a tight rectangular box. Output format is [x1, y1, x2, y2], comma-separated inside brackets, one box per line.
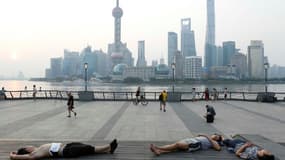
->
[50, 57, 63, 79]
[168, 32, 178, 67]
[62, 50, 80, 77]
[223, 41, 236, 66]
[123, 67, 155, 82]
[231, 52, 247, 79]
[136, 40, 147, 67]
[205, 0, 216, 72]
[184, 56, 202, 79]
[248, 40, 265, 79]
[181, 18, 196, 58]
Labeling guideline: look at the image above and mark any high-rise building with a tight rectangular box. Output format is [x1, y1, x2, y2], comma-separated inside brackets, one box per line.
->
[108, 0, 133, 68]
[216, 46, 223, 66]
[81, 46, 97, 78]
[136, 40, 147, 67]
[231, 52, 247, 79]
[152, 60, 158, 67]
[248, 40, 265, 79]
[181, 18, 196, 58]
[223, 41, 236, 66]
[174, 51, 184, 79]
[184, 56, 202, 79]
[94, 50, 110, 77]
[62, 50, 80, 77]
[205, 0, 216, 71]
[50, 57, 63, 79]
[168, 32, 178, 66]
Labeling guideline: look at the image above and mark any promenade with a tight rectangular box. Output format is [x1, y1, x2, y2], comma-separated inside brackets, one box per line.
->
[0, 100, 285, 159]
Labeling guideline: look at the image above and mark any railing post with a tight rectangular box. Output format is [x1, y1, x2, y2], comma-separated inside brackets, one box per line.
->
[45, 91, 47, 99]
[103, 92, 105, 100]
[20, 91, 22, 99]
[242, 92, 245, 101]
[230, 92, 232, 100]
[113, 92, 115, 101]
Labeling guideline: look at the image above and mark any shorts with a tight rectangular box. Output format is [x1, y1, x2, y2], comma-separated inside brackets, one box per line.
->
[179, 138, 201, 152]
[161, 101, 166, 105]
[62, 142, 95, 158]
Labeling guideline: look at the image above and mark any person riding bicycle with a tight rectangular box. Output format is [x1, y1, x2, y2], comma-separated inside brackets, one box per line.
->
[136, 86, 141, 103]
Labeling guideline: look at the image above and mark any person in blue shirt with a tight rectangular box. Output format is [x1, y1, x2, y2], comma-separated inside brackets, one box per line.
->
[150, 134, 222, 156]
[223, 138, 275, 160]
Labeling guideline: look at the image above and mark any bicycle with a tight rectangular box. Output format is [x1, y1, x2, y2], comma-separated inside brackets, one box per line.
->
[133, 95, 148, 106]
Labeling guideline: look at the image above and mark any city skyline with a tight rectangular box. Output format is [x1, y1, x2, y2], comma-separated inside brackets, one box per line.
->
[0, 0, 285, 77]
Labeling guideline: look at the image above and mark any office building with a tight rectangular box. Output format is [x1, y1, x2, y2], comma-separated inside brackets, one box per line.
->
[168, 32, 178, 66]
[136, 40, 147, 67]
[181, 18, 196, 58]
[62, 50, 80, 77]
[50, 57, 63, 79]
[223, 41, 236, 66]
[184, 56, 202, 79]
[248, 40, 265, 79]
[205, 0, 216, 71]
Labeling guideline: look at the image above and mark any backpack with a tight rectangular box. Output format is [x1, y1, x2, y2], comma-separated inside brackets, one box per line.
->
[206, 114, 214, 123]
[159, 94, 163, 101]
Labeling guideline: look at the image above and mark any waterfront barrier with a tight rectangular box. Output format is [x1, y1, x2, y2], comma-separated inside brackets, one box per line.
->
[1, 90, 285, 102]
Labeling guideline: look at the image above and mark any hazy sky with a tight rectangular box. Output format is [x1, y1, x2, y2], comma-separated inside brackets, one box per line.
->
[0, 0, 284, 77]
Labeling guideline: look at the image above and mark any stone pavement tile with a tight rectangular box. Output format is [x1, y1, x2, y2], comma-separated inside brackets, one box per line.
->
[105, 102, 192, 141]
[185, 101, 285, 143]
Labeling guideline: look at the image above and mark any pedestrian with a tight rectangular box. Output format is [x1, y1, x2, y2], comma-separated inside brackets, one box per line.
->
[192, 88, 196, 102]
[67, 92, 77, 118]
[224, 88, 228, 100]
[0, 87, 7, 100]
[32, 85, 37, 100]
[159, 92, 163, 110]
[39, 87, 42, 91]
[161, 90, 168, 112]
[135, 86, 140, 104]
[212, 88, 218, 101]
[203, 88, 210, 101]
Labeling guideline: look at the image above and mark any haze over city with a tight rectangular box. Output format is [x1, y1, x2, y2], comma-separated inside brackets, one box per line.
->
[0, 0, 284, 78]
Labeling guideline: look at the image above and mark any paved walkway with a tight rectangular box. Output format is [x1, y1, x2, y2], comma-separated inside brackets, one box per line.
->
[0, 100, 285, 159]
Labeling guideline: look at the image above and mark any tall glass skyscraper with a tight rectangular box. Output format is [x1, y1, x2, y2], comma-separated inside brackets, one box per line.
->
[205, 0, 216, 72]
[168, 32, 178, 66]
[181, 18, 196, 58]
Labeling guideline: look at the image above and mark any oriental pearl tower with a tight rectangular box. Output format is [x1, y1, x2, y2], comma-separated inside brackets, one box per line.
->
[108, 0, 133, 69]
[110, 0, 124, 66]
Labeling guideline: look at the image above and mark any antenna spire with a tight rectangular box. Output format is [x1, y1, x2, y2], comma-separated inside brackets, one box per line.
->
[117, 0, 119, 7]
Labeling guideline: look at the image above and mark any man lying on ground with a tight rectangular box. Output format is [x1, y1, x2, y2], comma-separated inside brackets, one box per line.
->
[9, 139, 118, 160]
[223, 138, 275, 160]
[150, 134, 223, 156]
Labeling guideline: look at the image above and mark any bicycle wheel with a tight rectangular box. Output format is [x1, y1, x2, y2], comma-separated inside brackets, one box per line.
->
[141, 100, 148, 106]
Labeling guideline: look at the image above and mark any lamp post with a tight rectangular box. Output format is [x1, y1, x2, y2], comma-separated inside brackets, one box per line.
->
[264, 62, 269, 93]
[84, 63, 88, 92]
[171, 63, 176, 93]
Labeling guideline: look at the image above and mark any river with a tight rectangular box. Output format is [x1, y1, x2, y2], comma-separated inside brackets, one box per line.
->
[1, 80, 285, 92]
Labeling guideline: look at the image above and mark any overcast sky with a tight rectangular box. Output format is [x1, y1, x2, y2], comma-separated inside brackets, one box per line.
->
[0, 0, 284, 77]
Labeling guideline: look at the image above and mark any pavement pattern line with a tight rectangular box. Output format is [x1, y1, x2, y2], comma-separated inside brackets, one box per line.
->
[91, 102, 130, 140]
[0, 103, 77, 138]
[170, 103, 222, 135]
[0, 100, 38, 110]
[222, 101, 285, 124]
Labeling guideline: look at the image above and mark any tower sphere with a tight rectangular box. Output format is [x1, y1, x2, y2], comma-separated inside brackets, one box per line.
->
[112, 7, 123, 18]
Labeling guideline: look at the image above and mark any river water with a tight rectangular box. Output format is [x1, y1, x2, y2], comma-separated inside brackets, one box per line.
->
[1, 80, 285, 92]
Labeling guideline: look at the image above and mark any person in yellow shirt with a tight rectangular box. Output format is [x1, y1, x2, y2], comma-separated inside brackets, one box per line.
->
[161, 90, 168, 112]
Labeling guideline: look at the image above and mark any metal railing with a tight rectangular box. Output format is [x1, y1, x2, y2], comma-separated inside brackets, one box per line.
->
[1, 90, 285, 102]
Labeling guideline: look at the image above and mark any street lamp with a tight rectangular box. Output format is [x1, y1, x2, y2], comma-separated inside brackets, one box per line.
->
[264, 62, 269, 93]
[171, 63, 176, 92]
[84, 63, 88, 92]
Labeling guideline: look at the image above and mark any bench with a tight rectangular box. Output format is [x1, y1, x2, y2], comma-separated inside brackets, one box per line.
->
[233, 134, 285, 160]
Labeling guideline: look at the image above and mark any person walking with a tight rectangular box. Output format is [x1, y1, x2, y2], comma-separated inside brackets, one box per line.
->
[32, 85, 37, 100]
[192, 88, 196, 102]
[203, 88, 210, 101]
[135, 86, 141, 104]
[67, 92, 77, 118]
[0, 87, 7, 100]
[161, 90, 168, 112]
[224, 88, 228, 100]
[212, 88, 218, 101]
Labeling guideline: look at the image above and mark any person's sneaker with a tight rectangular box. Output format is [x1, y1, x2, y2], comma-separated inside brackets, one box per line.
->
[74, 112, 77, 117]
[163, 109, 166, 112]
[110, 139, 118, 154]
[160, 108, 162, 111]
[67, 115, 71, 118]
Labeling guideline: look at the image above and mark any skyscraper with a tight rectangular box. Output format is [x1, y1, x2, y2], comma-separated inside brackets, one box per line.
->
[168, 32, 178, 66]
[248, 40, 265, 79]
[223, 41, 236, 66]
[205, 0, 216, 71]
[108, 0, 133, 68]
[181, 18, 196, 58]
[136, 40, 147, 67]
